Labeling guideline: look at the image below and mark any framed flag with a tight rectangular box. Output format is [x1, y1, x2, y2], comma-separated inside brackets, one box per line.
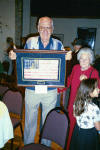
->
[14, 49, 67, 87]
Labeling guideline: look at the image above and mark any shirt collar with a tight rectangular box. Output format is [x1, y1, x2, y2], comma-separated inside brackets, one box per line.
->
[38, 36, 53, 49]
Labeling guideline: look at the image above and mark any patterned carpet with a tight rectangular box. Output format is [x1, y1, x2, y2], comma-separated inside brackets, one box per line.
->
[3, 136, 23, 150]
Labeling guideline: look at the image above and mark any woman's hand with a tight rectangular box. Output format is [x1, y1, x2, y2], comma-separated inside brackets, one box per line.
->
[80, 74, 87, 81]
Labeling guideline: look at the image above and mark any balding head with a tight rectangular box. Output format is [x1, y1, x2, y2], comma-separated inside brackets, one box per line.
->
[38, 16, 54, 28]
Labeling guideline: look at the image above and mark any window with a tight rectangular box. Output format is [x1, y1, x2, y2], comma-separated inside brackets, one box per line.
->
[77, 27, 97, 50]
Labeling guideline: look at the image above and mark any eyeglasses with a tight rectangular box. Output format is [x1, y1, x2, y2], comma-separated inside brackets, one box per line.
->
[80, 58, 89, 62]
[39, 26, 52, 32]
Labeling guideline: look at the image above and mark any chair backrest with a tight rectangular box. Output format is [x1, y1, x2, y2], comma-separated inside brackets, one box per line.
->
[0, 85, 9, 95]
[2, 88, 24, 118]
[40, 107, 69, 150]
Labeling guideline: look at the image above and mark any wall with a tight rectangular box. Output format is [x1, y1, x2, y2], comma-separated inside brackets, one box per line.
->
[31, 17, 100, 55]
[0, 0, 15, 62]
[0, 0, 100, 64]
[22, 0, 30, 37]
[15, 0, 23, 46]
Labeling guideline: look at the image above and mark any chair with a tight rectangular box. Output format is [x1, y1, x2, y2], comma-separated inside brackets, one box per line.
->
[0, 85, 9, 100]
[19, 107, 69, 150]
[2, 88, 24, 150]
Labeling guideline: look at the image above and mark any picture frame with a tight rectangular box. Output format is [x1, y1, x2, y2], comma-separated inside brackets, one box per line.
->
[14, 49, 67, 87]
[77, 27, 97, 50]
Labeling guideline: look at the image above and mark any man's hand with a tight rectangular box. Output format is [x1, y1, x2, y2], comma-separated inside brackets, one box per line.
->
[9, 50, 16, 60]
[65, 51, 72, 60]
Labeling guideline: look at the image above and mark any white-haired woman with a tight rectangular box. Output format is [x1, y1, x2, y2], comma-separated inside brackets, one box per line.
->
[66, 47, 100, 150]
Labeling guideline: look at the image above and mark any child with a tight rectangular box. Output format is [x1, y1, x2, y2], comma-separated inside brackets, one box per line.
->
[69, 78, 100, 150]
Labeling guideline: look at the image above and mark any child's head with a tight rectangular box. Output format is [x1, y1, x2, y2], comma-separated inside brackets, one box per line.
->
[73, 78, 99, 116]
[78, 78, 99, 98]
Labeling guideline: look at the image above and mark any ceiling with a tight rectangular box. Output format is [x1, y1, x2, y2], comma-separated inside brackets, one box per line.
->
[30, 0, 100, 18]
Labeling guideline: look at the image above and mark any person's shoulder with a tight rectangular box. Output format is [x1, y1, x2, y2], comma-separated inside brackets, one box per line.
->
[26, 36, 39, 43]
[89, 102, 100, 111]
[91, 66, 99, 74]
[52, 37, 63, 44]
[0, 101, 8, 117]
[73, 64, 80, 69]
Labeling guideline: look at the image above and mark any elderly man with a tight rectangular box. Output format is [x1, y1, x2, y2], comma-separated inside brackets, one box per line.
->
[9, 16, 71, 145]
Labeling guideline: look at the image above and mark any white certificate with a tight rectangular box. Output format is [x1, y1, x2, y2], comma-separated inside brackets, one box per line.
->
[24, 59, 59, 80]
[35, 85, 47, 93]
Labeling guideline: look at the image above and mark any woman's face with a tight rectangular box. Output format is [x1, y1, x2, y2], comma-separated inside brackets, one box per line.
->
[79, 53, 91, 71]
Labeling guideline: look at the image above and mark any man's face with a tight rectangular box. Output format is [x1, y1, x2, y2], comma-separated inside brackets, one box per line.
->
[38, 17, 53, 43]
[74, 45, 82, 52]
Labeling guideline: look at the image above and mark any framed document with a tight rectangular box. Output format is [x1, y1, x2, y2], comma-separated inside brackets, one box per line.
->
[14, 49, 67, 87]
